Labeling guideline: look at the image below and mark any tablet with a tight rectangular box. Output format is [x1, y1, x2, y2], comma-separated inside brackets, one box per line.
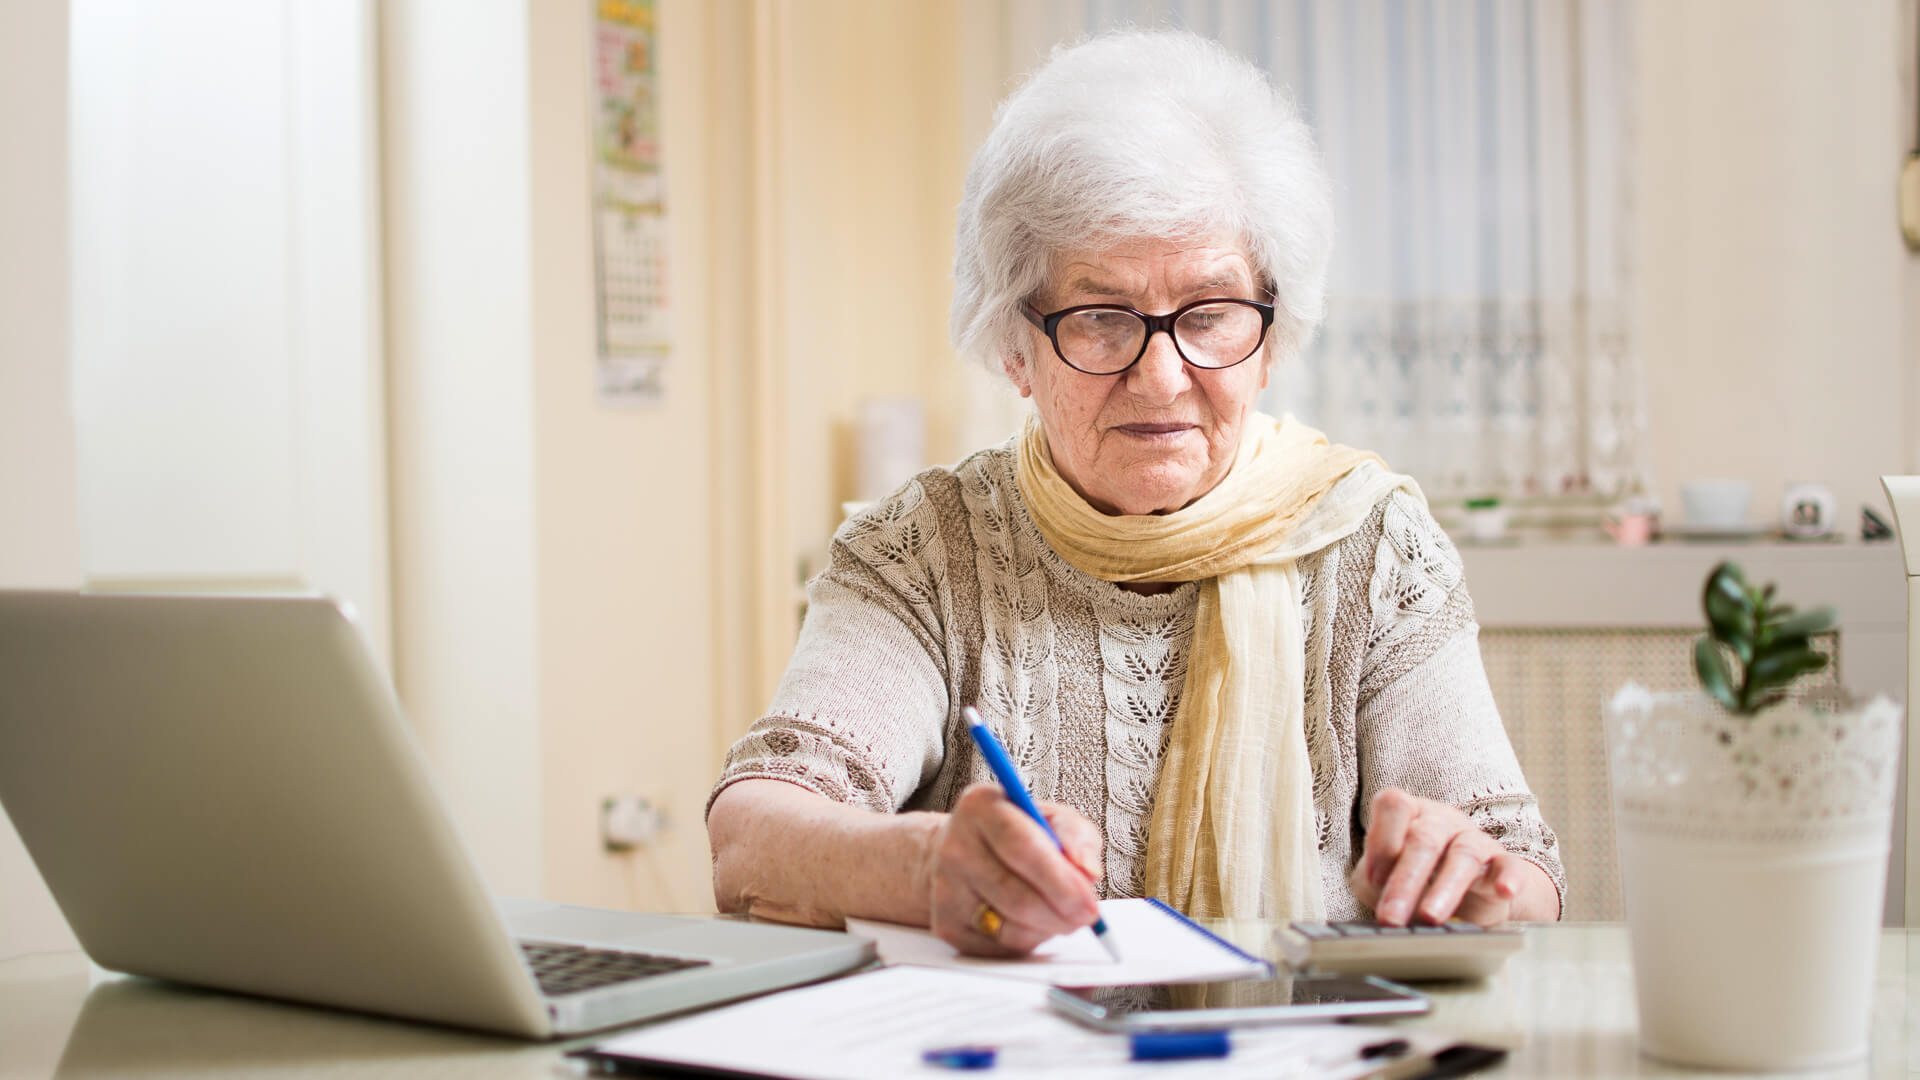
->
[1047, 974, 1429, 1031]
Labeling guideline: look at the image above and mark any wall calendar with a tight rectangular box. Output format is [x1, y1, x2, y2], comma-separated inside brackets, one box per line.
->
[592, 0, 670, 404]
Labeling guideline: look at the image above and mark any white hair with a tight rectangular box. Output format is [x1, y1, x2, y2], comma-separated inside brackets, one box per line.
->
[951, 30, 1333, 376]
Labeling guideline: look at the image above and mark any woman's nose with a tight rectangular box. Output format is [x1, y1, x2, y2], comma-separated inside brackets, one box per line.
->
[1125, 329, 1190, 403]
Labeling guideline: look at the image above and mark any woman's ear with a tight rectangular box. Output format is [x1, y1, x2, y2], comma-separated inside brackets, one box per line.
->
[1003, 352, 1034, 399]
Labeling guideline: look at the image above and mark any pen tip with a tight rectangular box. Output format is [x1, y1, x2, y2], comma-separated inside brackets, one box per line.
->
[1100, 933, 1123, 962]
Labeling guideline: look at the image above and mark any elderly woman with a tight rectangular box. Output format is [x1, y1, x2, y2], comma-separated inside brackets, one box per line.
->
[707, 30, 1563, 956]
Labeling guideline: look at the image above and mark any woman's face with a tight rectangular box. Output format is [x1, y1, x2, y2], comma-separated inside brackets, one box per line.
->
[1009, 233, 1272, 516]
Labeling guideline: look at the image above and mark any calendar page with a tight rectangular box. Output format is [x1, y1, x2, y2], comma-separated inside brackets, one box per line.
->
[592, 0, 670, 404]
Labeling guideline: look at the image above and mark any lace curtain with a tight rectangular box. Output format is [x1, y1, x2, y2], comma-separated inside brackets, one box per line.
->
[999, 0, 1647, 499]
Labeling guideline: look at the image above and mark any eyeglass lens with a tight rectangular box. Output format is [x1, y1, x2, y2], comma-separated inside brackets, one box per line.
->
[1054, 302, 1265, 374]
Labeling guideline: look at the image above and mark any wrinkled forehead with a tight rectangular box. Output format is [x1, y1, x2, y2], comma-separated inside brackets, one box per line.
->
[1040, 232, 1259, 303]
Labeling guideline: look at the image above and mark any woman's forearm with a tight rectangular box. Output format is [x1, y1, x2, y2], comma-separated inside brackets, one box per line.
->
[707, 778, 942, 928]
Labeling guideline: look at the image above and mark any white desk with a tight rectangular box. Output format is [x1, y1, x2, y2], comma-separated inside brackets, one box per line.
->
[2, 924, 1915, 1078]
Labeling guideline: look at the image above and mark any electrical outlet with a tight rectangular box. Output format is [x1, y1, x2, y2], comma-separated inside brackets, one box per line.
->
[600, 795, 668, 852]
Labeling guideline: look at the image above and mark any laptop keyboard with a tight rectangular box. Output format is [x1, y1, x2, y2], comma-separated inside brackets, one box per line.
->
[519, 940, 712, 997]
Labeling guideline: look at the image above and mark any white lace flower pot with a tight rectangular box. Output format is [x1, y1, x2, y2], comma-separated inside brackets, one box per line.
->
[1606, 685, 1901, 1071]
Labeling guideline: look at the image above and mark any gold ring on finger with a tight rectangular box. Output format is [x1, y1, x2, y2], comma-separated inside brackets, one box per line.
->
[971, 900, 1005, 940]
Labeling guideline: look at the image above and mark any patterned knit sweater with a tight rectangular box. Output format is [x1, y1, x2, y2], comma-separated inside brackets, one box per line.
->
[710, 444, 1565, 919]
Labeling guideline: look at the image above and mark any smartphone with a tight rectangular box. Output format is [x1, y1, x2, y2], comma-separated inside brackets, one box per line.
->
[1047, 974, 1429, 1031]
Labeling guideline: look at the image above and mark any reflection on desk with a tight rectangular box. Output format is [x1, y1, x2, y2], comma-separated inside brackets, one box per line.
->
[2, 924, 1915, 1078]
[0, 953, 557, 1080]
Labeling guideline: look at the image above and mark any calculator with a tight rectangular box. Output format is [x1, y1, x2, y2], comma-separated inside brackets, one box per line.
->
[1276, 920, 1525, 981]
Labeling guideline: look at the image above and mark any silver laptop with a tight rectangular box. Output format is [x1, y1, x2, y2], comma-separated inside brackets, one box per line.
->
[0, 590, 873, 1038]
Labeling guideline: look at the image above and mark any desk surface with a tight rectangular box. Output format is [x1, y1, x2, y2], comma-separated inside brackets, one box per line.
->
[2, 923, 1914, 1079]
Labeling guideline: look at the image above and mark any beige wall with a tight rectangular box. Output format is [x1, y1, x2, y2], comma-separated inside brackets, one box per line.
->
[1637, 0, 1916, 526]
[0, 0, 82, 961]
[528, 0, 731, 912]
[388, 0, 780, 914]
[1905, 0, 1920, 478]
[774, 2, 973, 570]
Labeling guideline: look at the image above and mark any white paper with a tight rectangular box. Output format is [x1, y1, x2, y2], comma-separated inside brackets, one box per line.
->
[844, 898, 1272, 986]
[589, 965, 1413, 1080]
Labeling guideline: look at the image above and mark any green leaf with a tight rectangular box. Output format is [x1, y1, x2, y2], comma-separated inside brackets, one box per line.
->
[1765, 636, 1812, 659]
[1771, 608, 1836, 640]
[1704, 563, 1744, 604]
[1747, 649, 1828, 691]
[1704, 579, 1748, 644]
[1694, 637, 1742, 712]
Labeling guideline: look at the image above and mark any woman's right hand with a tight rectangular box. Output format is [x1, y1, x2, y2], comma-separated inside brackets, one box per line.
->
[925, 783, 1105, 957]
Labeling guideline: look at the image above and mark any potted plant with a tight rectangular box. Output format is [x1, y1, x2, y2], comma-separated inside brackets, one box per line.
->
[1460, 495, 1509, 543]
[1607, 561, 1901, 1070]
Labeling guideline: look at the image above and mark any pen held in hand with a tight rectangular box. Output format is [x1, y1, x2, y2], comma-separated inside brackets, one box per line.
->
[963, 704, 1121, 961]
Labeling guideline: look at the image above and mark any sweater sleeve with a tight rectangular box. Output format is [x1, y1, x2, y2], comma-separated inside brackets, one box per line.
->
[708, 481, 952, 817]
[1352, 490, 1567, 915]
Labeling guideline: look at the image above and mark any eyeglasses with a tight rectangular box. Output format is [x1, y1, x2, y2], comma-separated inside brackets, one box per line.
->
[1021, 298, 1276, 376]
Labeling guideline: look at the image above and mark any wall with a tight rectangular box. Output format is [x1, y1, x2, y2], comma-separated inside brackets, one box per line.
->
[386, 0, 760, 913]
[770, 1, 1033, 585]
[1637, 0, 1916, 526]
[774, 2, 967, 576]
[1905, 0, 1920, 479]
[0, 0, 82, 963]
[528, 0, 731, 912]
[381, 1, 544, 896]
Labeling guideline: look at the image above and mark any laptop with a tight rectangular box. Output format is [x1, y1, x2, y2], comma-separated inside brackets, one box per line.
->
[0, 590, 874, 1038]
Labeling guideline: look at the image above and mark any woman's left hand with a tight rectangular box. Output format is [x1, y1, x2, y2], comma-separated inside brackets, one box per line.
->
[1348, 787, 1546, 927]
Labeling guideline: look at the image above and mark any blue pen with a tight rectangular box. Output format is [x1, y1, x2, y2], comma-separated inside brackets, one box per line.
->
[924, 1030, 1230, 1070]
[963, 704, 1121, 961]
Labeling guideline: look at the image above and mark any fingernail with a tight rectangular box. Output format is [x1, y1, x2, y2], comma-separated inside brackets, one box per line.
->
[1380, 900, 1407, 924]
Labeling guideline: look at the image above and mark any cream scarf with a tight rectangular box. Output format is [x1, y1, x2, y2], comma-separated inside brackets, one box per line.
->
[1017, 411, 1410, 921]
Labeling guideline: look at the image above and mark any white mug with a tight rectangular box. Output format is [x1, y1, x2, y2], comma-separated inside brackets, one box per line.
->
[1681, 481, 1752, 529]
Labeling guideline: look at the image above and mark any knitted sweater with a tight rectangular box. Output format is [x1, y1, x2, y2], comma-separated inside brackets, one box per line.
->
[710, 445, 1566, 919]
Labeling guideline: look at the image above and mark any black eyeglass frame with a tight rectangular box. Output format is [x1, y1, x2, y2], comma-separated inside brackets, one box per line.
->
[1021, 297, 1277, 376]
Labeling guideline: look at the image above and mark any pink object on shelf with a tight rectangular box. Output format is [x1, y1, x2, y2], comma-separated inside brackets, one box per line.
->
[1603, 511, 1656, 546]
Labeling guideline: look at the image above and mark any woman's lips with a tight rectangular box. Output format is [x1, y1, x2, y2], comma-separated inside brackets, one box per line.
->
[1114, 423, 1195, 441]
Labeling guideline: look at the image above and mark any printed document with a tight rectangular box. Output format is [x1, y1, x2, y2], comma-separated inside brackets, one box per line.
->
[587, 965, 1416, 1079]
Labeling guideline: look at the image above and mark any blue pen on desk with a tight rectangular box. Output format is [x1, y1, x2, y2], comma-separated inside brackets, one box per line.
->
[963, 704, 1121, 961]
[925, 1030, 1230, 1070]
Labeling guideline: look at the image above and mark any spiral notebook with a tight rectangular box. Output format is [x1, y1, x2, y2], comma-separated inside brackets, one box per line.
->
[844, 897, 1271, 986]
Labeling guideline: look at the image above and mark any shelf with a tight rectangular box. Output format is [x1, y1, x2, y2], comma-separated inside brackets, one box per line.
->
[1460, 538, 1906, 633]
